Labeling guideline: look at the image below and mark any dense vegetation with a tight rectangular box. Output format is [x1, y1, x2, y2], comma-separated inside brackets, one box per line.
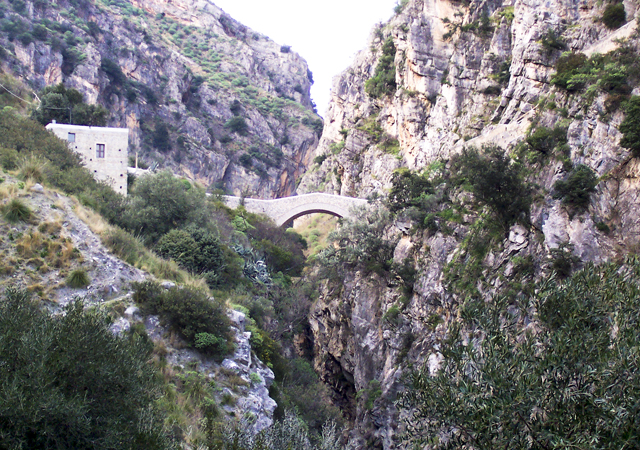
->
[0, 288, 173, 449]
[31, 83, 109, 126]
[133, 281, 234, 359]
[365, 37, 397, 99]
[450, 146, 530, 231]
[619, 95, 640, 156]
[553, 164, 598, 214]
[401, 257, 640, 449]
[551, 42, 639, 112]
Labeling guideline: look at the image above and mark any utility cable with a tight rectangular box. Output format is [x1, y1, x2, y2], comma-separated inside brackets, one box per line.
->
[0, 82, 33, 104]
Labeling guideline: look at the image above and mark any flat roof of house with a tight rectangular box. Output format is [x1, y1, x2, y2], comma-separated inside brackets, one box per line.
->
[45, 122, 129, 134]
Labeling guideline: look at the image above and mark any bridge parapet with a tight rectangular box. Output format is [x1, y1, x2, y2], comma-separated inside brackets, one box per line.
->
[222, 193, 368, 226]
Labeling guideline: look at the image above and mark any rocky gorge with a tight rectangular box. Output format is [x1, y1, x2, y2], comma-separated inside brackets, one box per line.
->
[1, 0, 640, 447]
[299, 0, 640, 447]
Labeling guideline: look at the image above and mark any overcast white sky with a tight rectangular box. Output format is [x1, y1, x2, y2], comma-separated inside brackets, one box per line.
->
[212, 0, 397, 116]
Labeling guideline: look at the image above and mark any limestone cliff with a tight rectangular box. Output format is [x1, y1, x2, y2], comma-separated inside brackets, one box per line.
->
[0, 0, 321, 197]
[300, 0, 640, 447]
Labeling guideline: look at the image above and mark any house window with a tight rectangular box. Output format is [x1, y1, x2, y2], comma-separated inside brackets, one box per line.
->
[96, 143, 105, 158]
[68, 133, 75, 142]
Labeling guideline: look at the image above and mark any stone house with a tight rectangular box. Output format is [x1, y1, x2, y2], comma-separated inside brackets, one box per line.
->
[45, 121, 129, 196]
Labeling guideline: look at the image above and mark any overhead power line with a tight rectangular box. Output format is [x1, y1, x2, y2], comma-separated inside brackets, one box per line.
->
[0, 83, 34, 104]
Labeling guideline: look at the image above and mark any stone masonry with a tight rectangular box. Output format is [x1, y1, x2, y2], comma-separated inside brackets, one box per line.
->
[222, 193, 369, 226]
[46, 122, 129, 196]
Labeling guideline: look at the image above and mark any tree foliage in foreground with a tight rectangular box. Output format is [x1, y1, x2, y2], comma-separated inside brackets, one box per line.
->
[400, 257, 640, 449]
[206, 410, 342, 450]
[0, 288, 173, 449]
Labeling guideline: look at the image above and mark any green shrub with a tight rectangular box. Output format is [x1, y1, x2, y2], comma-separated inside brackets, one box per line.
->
[365, 37, 397, 99]
[121, 171, 207, 244]
[619, 95, 640, 157]
[602, 3, 625, 29]
[100, 57, 128, 87]
[450, 145, 530, 230]
[224, 116, 249, 135]
[0, 146, 19, 170]
[156, 226, 226, 285]
[2, 197, 31, 222]
[239, 153, 252, 168]
[383, 305, 402, 326]
[249, 372, 262, 384]
[386, 168, 434, 214]
[316, 208, 396, 279]
[553, 164, 598, 213]
[526, 125, 568, 155]
[194, 332, 228, 355]
[313, 154, 328, 165]
[66, 268, 90, 288]
[540, 29, 566, 54]
[241, 217, 306, 277]
[0, 289, 171, 449]
[551, 52, 588, 91]
[156, 229, 198, 271]
[551, 50, 631, 102]
[132, 281, 233, 359]
[550, 242, 580, 278]
[595, 221, 611, 233]
[356, 379, 382, 410]
[152, 121, 171, 152]
[301, 116, 324, 137]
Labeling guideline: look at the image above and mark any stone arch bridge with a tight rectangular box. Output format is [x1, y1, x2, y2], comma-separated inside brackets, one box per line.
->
[222, 193, 369, 227]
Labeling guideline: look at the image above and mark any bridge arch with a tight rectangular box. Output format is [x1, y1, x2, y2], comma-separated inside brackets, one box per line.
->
[274, 205, 351, 227]
[222, 193, 368, 227]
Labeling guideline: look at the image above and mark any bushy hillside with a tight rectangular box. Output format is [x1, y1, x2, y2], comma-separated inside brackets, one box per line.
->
[0, 108, 344, 448]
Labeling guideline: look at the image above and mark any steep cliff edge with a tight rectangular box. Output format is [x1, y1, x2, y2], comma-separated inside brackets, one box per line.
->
[0, 0, 321, 197]
[300, 0, 640, 447]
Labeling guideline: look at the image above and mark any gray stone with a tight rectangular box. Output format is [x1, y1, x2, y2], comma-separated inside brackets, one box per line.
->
[160, 281, 176, 290]
[222, 193, 368, 227]
[222, 359, 240, 372]
[228, 309, 247, 331]
[124, 305, 140, 320]
[109, 317, 130, 335]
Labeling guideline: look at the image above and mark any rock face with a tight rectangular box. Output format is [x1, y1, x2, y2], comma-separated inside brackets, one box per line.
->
[1, 0, 322, 198]
[300, 0, 640, 447]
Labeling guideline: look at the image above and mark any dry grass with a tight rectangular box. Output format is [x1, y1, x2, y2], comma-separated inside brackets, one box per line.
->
[15, 230, 46, 258]
[0, 182, 21, 200]
[15, 229, 79, 269]
[72, 198, 108, 235]
[38, 219, 63, 235]
[19, 156, 48, 184]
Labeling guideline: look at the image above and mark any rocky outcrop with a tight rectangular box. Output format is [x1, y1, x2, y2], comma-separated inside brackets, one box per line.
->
[1, 0, 321, 198]
[301, 0, 640, 447]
